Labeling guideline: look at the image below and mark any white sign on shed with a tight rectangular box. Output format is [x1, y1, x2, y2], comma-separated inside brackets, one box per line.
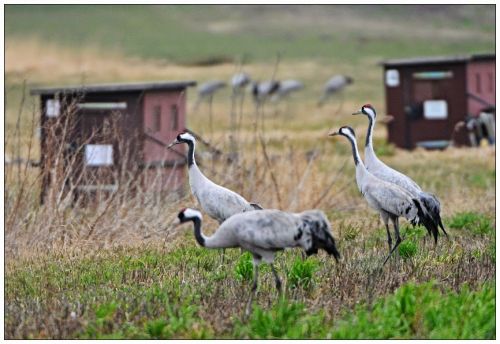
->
[424, 100, 448, 120]
[85, 144, 114, 166]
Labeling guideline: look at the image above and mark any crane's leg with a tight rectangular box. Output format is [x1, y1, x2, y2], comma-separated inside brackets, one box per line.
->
[271, 264, 282, 295]
[245, 255, 261, 317]
[382, 216, 403, 266]
[381, 212, 392, 252]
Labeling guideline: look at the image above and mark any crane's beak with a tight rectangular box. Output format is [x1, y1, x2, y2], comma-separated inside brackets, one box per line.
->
[352, 110, 363, 115]
[328, 130, 339, 137]
[167, 139, 180, 149]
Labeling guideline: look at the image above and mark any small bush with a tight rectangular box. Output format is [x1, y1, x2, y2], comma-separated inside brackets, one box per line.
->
[287, 258, 317, 290]
[447, 212, 493, 235]
[398, 241, 418, 259]
[234, 252, 253, 282]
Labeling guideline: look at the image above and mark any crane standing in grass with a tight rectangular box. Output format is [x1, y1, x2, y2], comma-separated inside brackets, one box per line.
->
[168, 131, 262, 223]
[193, 80, 227, 139]
[175, 207, 340, 314]
[352, 104, 448, 243]
[317, 75, 353, 108]
[329, 126, 437, 265]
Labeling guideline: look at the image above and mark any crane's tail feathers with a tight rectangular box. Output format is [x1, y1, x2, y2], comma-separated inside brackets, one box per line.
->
[413, 199, 439, 244]
[438, 217, 449, 237]
[325, 232, 341, 262]
[250, 203, 264, 210]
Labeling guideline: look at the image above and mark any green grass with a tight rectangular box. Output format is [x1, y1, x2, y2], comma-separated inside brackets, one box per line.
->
[5, 243, 495, 339]
[447, 212, 494, 235]
[6, 5, 494, 63]
[331, 282, 495, 339]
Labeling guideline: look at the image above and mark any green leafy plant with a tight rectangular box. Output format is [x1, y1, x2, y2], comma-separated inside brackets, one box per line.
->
[398, 241, 418, 259]
[234, 252, 253, 282]
[233, 298, 325, 339]
[287, 258, 317, 289]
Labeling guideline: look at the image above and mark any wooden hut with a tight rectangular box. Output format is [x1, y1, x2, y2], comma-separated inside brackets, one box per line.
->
[381, 53, 495, 149]
[31, 80, 196, 204]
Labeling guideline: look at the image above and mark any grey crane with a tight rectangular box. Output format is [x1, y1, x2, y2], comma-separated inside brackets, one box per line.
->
[317, 75, 353, 107]
[231, 72, 252, 93]
[352, 104, 448, 243]
[329, 126, 437, 265]
[193, 80, 227, 139]
[176, 207, 340, 313]
[271, 79, 304, 102]
[168, 131, 262, 224]
[252, 80, 280, 104]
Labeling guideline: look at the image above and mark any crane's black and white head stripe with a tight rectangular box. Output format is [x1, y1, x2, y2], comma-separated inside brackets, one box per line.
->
[177, 208, 202, 223]
[168, 131, 195, 148]
[352, 104, 376, 119]
[329, 126, 360, 165]
[338, 126, 356, 140]
[177, 131, 195, 144]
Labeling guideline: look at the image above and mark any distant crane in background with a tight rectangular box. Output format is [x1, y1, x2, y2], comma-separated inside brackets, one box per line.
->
[252, 80, 280, 133]
[271, 79, 304, 102]
[230, 72, 252, 147]
[194, 80, 227, 139]
[317, 75, 353, 112]
[175, 207, 340, 316]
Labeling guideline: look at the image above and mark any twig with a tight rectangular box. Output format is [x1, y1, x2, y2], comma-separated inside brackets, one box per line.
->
[258, 134, 282, 208]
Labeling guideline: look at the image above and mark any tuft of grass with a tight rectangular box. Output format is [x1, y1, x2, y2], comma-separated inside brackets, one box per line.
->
[330, 282, 495, 339]
[234, 252, 254, 282]
[234, 298, 325, 339]
[398, 241, 418, 260]
[287, 258, 318, 290]
[447, 212, 493, 235]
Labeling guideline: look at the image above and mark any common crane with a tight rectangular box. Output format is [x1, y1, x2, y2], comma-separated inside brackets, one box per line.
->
[176, 207, 340, 313]
[231, 72, 252, 93]
[168, 131, 262, 224]
[352, 104, 448, 242]
[318, 75, 353, 107]
[271, 79, 304, 102]
[329, 126, 437, 265]
[252, 80, 280, 104]
[193, 80, 227, 139]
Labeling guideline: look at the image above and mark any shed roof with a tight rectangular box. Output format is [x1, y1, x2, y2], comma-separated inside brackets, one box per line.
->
[381, 53, 495, 67]
[30, 80, 197, 96]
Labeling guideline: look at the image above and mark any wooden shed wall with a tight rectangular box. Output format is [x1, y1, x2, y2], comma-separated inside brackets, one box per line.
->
[384, 63, 467, 149]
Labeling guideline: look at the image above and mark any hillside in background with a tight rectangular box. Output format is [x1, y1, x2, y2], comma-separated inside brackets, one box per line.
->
[5, 5, 495, 64]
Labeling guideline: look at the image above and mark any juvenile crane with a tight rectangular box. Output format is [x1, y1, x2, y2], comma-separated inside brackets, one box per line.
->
[168, 131, 262, 224]
[352, 104, 447, 243]
[176, 207, 340, 312]
[329, 126, 437, 265]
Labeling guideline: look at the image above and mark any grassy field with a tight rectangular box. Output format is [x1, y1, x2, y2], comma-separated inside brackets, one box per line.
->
[4, 4, 496, 339]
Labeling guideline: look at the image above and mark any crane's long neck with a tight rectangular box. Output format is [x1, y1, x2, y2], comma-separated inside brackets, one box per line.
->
[191, 218, 207, 247]
[365, 115, 375, 148]
[186, 140, 196, 167]
[345, 134, 369, 187]
[364, 115, 381, 168]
